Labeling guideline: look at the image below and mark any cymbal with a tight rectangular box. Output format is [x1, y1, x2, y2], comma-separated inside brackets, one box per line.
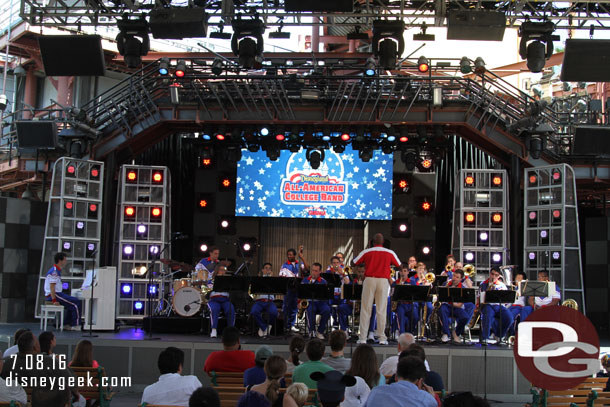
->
[160, 259, 194, 272]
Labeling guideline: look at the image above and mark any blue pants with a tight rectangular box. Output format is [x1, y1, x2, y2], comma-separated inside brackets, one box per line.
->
[251, 300, 278, 331]
[47, 293, 81, 326]
[330, 296, 342, 326]
[307, 300, 331, 334]
[396, 303, 418, 334]
[481, 304, 513, 340]
[507, 305, 533, 335]
[439, 303, 472, 336]
[208, 296, 235, 329]
[284, 289, 298, 328]
[337, 303, 376, 332]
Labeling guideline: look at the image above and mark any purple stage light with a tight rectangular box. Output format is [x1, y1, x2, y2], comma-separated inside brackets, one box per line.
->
[137, 224, 147, 234]
[134, 301, 143, 310]
[123, 245, 134, 255]
[528, 252, 536, 260]
[122, 284, 132, 294]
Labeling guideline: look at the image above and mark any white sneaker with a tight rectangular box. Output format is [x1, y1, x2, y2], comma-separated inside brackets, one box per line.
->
[394, 330, 400, 339]
[290, 326, 300, 333]
[367, 332, 375, 341]
[379, 340, 389, 345]
[356, 339, 367, 344]
[210, 328, 217, 338]
[441, 334, 450, 343]
[266, 326, 272, 336]
[316, 332, 325, 340]
[258, 328, 265, 337]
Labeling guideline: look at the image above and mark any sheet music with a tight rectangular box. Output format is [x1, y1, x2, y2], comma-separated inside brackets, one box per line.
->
[81, 269, 98, 289]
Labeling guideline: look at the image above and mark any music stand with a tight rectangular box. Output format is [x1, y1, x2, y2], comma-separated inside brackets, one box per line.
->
[213, 275, 250, 292]
[392, 285, 431, 339]
[297, 284, 333, 336]
[482, 290, 517, 346]
[249, 277, 289, 337]
[519, 280, 554, 298]
[321, 273, 343, 287]
[437, 287, 477, 344]
[408, 271, 417, 279]
[342, 284, 363, 339]
[434, 275, 448, 287]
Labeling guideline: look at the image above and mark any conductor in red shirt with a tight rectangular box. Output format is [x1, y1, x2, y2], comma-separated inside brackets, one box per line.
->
[203, 326, 255, 373]
[353, 233, 401, 345]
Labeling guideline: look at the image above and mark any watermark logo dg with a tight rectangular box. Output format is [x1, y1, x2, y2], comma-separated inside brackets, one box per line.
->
[514, 306, 600, 391]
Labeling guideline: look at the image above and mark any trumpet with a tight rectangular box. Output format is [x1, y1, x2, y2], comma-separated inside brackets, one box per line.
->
[343, 266, 352, 275]
[445, 264, 453, 272]
[463, 264, 476, 279]
[424, 272, 436, 284]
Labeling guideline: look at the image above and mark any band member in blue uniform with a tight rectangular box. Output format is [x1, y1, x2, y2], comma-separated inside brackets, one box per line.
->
[302, 263, 330, 339]
[207, 264, 235, 338]
[529, 270, 561, 310]
[250, 263, 278, 337]
[479, 267, 513, 344]
[507, 271, 533, 336]
[195, 246, 220, 281]
[279, 246, 309, 333]
[393, 266, 417, 336]
[44, 252, 81, 330]
[327, 256, 350, 328]
[410, 263, 434, 324]
[439, 269, 475, 343]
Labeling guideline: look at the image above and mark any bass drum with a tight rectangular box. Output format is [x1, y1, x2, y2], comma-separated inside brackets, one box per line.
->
[172, 287, 202, 317]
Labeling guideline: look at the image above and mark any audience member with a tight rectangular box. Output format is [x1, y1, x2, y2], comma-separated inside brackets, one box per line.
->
[38, 331, 56, 356]
[363, 357, 437, 407]
[69, 340, 99, 368]
[0, 349, 27, 405]
[189, 386, 221, 407]
[443, 391, 491, 407]
[3, 328, 30, 358]
[244, 345, 275, 387]
[241, 355, 293, 407]
[237, 390, 271, 407]
[292, 339, 333, 390]
[203, 326, 255, 373]
[285, 335, 306, 374]
[310, 370, 356, 407]
[340, 376, 370, 407]
[379, 333, 415, 376]
[142, 347, 203, 407]
[286, 383, 308, 407]
[402, 344, 444, 391]
[321, 330, 351, 374]
[346, 344, 384, 390]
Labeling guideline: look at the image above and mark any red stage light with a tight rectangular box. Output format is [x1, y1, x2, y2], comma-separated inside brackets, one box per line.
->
[66, 165, 76, 175]
[399, 136, 408, 142]
[552, 209, 561, 219]
[398, 180, 408, 189]
[275, 133, 285, 141]
[65, 202, 73, 210]
[341, 133, 350, 141]
[91, 168, 99, 178]
[529, 211, 537, 220]
[127, 171, 137, 182]
[151, 208, 162, 217]
[89, 204, 97, 212]
[125, 207, 135, 217]
[199, 200, 208, 208]
[202, 158, 212, 167]
[421, 159, 432, 169]
[175, 69, 185, 78]
[492, 213, 502, 223]
[492, 176, 502, 186]
[465, 176, 475, 185]
[552, 170, 561, 181]
[152, 172, 163, 183]
[465, 213, 475, 223]
[216, 134, 225, 141]
[422, 201, 431, 211]
[222, 179, 231, 188]
[529, 175, 537, 184]
[418, 62, 429, 73]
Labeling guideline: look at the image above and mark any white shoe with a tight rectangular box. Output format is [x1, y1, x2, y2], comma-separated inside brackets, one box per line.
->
[441, 334, 450, 343]
[367, 332, 375, 341]
[266, 326, 272, 336]
[290, 326, 300, 333]
[394, 330, 400, 339]
[356, 339, 367, 344]
[258, 328, 265, 337]
[379, 340, 389, 345]
[315, 332, 325, 340]
[210, 328, 217, 338]
[72, 326, 81, 331]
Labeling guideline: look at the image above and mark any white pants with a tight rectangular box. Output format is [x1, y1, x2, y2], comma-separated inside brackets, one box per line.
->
[359, 277, 390, 342]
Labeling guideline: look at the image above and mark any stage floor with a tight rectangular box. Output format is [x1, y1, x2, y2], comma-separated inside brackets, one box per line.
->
[3, 322, 605, 403]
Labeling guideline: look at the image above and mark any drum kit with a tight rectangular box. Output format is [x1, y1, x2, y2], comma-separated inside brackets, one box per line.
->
[158, 259, 212, 318]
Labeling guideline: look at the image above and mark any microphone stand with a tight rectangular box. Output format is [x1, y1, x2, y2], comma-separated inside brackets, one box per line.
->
[145, 234, 182, 340]
[83, 250, 98, 338]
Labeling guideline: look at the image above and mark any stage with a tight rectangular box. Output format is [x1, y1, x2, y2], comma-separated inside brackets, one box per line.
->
[0, 322, 545, 402]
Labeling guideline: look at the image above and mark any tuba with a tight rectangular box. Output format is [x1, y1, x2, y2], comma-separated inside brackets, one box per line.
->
[463, 264, 476, 280]
[562, 299, 578, 311]
[499, 265, 514, 287]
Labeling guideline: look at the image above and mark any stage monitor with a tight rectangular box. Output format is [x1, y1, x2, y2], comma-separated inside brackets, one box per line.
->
[16, 121, 58, 149]
[38, 35, 106, 76]
[573, 126, 610, 156]
[561, 39, 610, 82]
[447, 10, 506, 41]
[236, 145, 392, 220]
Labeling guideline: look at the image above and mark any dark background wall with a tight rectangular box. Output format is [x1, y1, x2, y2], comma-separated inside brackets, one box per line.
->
[0, 196, 47, 322]
[583, 216, 610, 339]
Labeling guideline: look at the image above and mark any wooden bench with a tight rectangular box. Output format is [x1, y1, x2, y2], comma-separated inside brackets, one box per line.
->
[0, 402, 22, 407]
[589, 390, 610, 406]
[542, 389, 591, 406]
[209, 371, 293, 387]
[70, 366, 114, 407]
[575, 378, 609, 391]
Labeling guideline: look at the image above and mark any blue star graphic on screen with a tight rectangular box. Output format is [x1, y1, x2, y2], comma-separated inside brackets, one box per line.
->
[236, 145, 392, 220]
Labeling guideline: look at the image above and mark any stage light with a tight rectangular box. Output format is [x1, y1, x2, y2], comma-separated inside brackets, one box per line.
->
[552, 169, 561, 183]
[529, 252, 536, 260]
[217, 216, 236, 235]
[151, 207, 162, 221]
[540, 230, 548, 239]
[417, 56, 429, 73]
[358, 147, 373, 163]
[211, 58, 224, 75]
[124, 206, 135, 219]
[552, 251, 561, 264]
[238, 237, 258, 257]
[416, 241, 433, 258]
[90, 166, 100, 180]
[552, 209, 561, 224]
[492, 253, 502, 263]
[148, 284, 158, 296]
[464, 175, 475, 186]
[66, 163, 76, 177]
[88, 203, 98, 219]
[399, 224, 407, 232]
[552, 251, 560, 260]
[417, 197, 433, 216]
[365, 57, 376, 76]
[231, 19, 265, 69]
[464, 252, 475, 262]
[391, 218, 411, 238]
[123, 244, 134, 259]
[275, 133, 285, 141]
[116, 18, 149, 68]
[306, 149, 325, 170]
[197, 193, 214, 212]
[399, 127, 409, 143]
[479, 231, 489, 241]
[200, 156, 213, 168]
[127, 170, 137, 183]
[492, 212, 502, 224]
[221, 220, 229, 228]
[422, 246, 431, 255]
[529, 174, 537, 185]
[149, 245, 160, 260]
[63, 241, 72, 251]
[266, 146, 280, 161]
[200, 243, 208, 252]
[65, 201, 73, 210]
[218, 173, 235, 191]
[418, 157, 433, 172]
[401, 149, 418, 171]
[393, 174, 411, 194]
[474, 57, 486, 74]
[492, 175, 502, 187]
[86, 243, 96, 257]
[465, 213, 475, 224]
[372, 20, 405, 70]
[459, 56, 472, 74]
[158, 57, 169, 75]
[137, 224, 147, 234]
[174, 60, 186, 77]
[341, 133, 351, 141]
[151, 171, 163, 184]
[121, 284, 132, 295]
[519, 21, 557, 73]
[260, 127, 269, 136]
[76, 221, 85, 230]
[134, 301, 144, 312]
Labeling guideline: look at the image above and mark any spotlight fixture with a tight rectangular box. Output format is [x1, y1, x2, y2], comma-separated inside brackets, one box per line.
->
[417, 56, 429, 73]
[391, 218, 411, 238]
[211, 58, 224, 75]
[413, 23, 435, 41]
[358, 147, 373, 163]
[474, 57, 486, 74]
[231, 19, 265, 69]
[238, 237, 258, 257]
[518, 21, 558, 73]
[306, 149, 325, 170]
[158, 57, 170, 75]
[464, 212, 475, 224]
[393, 174, 411, 194]
[459, 56, 472, 74]
[174, 60, 186, 77]
[401, 149, 418, 171]
[464, 252, 475, 262]
[372, 20, 405, 70]
[364, 57, 376, 77]
[527, 134, 544, 159]
[116, 18, 150, 68]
